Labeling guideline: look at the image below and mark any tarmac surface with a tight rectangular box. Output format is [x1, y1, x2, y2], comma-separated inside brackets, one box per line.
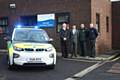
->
[0, 50, 119, 80]
[80, 58, 120, 80]
[0, 54, 96, 80]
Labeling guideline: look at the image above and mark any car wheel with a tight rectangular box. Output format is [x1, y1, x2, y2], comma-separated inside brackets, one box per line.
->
[8, 64, 13, 70]
[48, 64, 55, 69]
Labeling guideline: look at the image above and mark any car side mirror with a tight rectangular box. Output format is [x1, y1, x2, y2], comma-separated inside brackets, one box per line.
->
[4, 36, 11, 41]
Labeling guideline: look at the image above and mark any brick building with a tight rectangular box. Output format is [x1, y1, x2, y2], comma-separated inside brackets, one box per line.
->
[112, 1, 120, 49]
[0, 0, 112, 54]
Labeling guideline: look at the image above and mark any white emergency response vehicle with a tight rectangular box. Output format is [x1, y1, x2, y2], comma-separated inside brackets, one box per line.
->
[6, 26, 56, 69]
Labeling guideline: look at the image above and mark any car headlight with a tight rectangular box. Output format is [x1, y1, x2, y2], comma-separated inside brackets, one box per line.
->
[14, 46, 24, 51]
[13, 53, 20, 58]
[49, 54, 54, 58]
[45, 47, 53, 52]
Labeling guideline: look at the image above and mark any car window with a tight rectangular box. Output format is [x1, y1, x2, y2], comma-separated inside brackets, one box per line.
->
[13, 29, 49, 42]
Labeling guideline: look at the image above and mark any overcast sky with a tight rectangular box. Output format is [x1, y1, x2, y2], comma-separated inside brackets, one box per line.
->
[111, 0, 120, 1]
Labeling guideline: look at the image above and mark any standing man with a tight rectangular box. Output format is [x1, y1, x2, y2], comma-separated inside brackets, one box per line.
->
[79, 24, 87, 57]
[88, 23, 98, 58]
[70, 25, 79, 58]
[59, 23, 69, 58]
[66, 24, 71, 55]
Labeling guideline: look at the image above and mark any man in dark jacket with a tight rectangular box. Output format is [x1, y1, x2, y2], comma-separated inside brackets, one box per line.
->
[66, 24, 71, 55]
[79, 24, 87, 57]
[88, 23, 98, 58]
[59, 23, 69, 58]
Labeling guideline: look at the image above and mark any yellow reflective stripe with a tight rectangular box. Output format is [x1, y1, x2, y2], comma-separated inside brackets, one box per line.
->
[7, 41, 13, 57]
[15, 45, 33, 48]
[14, 44, 49, 48]
[9, 47, 13, 56]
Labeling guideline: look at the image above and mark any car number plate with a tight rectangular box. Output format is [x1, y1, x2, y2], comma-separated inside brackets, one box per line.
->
[28, 58, 42, 63]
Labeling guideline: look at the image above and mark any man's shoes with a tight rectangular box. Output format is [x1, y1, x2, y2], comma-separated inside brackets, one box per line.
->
[90, 56, 95, 58]
[85, 56, 89, 59]
[64, 56, 68, 58]
[70, 56, 73, 58]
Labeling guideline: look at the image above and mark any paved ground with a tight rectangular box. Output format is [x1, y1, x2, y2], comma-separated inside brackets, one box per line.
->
[79, 59, 120, 80]
[0, 54, 96, 80]
[0, 51, 119, 80]
[57, 50, 119, 61]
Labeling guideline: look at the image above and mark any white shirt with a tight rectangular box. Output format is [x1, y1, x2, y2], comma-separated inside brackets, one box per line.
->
[63, 27, 66, 31]
[72, 29, 76, 34]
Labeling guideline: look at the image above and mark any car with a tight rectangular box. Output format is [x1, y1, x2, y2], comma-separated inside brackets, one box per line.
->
[6, 26, 56, 69]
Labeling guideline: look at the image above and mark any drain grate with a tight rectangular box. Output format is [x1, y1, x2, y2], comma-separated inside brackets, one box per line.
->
[107, 63, 120, 74]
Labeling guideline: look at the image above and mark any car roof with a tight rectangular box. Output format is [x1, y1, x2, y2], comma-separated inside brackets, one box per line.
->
[14, 28, 43, 31]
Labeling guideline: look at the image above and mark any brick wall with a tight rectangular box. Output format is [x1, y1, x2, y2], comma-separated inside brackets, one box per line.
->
[0, 0, 91, 51]
[91, 0, 112, 54]
[0, 0, 112, 54]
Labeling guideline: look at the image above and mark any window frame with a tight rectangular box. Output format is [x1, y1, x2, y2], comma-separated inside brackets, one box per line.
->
[96, 13, 100, 32]
[106, 16, 109, 32]
[55, 12, 70, 32]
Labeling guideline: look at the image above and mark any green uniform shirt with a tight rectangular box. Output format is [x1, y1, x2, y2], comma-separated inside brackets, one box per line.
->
[79, 28, 87, 41]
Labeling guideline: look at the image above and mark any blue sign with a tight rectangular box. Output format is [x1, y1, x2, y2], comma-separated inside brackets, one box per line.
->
[37, 14, 55, 28]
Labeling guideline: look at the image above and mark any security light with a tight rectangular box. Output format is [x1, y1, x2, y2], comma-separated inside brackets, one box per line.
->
[9, 3, 16, 9]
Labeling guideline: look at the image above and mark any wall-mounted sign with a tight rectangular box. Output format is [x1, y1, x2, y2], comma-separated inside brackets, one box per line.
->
[37, 14, 55, 28]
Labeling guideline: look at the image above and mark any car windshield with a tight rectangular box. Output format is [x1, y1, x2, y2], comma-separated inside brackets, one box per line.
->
[13, 29, 49, 43]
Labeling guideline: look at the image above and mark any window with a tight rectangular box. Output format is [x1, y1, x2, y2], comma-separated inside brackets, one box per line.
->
[0, 17, 8, 27]
[20, 15, 37, 26]
[96, 13, 100, 32]
[56, 12, 70, 32]
[106, 16, 109, 32]
[0, 17, 9, 34]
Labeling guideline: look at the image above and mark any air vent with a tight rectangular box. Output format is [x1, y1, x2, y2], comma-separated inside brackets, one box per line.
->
[25, 48, 34, 51]
[36, 49, 45, 52]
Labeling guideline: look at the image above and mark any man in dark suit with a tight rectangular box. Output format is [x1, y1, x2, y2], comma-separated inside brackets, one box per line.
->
[70, 25, 79, 58]
[59, 23, 69, 58]
[66, 24, 71, 55]
[88, 23, 98, 58]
